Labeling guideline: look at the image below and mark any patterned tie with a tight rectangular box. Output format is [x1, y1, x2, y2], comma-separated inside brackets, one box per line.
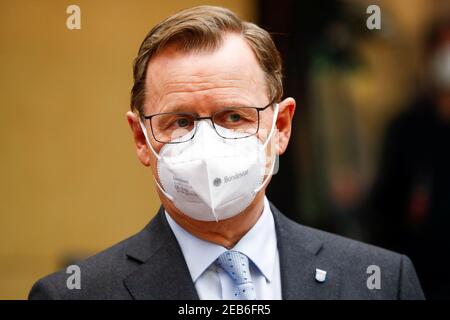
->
[216, 250, 257, 300]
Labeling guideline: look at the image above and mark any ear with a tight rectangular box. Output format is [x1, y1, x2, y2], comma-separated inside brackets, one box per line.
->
[275, 97, 296, 155]
[126, 111, 151, 166]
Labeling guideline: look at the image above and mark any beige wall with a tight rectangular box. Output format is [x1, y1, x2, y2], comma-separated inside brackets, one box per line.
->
[0, 0, 256, 299]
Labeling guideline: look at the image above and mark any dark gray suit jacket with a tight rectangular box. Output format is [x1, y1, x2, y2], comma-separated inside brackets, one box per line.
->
[29, 203, 425, 299]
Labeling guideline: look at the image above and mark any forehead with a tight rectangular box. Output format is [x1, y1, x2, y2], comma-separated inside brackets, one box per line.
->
[144, 33, 268, 113]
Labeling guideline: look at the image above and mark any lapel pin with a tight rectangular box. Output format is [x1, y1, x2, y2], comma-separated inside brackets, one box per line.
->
[315, 268, 327, 283]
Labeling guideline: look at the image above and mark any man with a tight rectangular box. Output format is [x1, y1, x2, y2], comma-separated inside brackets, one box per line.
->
[29, 6, 424, 300]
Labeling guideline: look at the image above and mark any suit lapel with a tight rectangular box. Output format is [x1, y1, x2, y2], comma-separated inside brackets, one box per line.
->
[123, 207, 199, 300]
[123, 203, 341, 300]
[271, 203, 341, 299]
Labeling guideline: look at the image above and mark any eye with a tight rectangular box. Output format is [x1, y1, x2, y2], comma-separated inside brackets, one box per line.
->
[227, 113, 241, 122]
[175, 117, 191, 127]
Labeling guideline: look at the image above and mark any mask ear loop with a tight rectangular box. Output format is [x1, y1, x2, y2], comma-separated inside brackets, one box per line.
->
[254, 103, 279, 194]
[139, 119, 174, 201]
[139, 119, 161, 160]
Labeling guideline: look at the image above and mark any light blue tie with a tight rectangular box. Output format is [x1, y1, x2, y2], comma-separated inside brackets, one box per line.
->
[216, 250, 257, 300]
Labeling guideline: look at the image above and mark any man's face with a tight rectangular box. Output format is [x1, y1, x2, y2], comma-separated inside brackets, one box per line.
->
[127, 32, 295, 211]
[145, 33, 275, 164]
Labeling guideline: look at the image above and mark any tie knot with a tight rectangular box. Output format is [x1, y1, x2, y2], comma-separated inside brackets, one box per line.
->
[216, 250, 252, 285]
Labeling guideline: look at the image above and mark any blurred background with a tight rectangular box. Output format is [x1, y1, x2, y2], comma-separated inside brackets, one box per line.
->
[0, 0, 448, 299]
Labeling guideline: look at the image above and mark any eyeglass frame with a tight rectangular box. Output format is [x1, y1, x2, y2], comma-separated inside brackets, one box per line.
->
[141, 100, 276, 144]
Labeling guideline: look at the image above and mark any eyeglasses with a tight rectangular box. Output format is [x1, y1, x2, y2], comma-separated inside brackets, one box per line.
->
[142, 101, 275, 144]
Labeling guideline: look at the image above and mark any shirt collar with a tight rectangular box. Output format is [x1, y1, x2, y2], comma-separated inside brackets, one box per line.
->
[232, 196, 277, 283]
[165, 196, 277, 283]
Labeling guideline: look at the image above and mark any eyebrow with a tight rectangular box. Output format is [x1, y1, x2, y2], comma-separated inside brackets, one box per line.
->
[148, 101, 254, 116]
[160, 104, 195, 114]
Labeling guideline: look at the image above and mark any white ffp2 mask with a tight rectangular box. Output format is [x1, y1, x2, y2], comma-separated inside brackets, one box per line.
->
[140, 104, 279, 221]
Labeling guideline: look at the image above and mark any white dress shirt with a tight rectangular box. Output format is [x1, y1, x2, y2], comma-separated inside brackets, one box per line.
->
[165, 196, 282, 300]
